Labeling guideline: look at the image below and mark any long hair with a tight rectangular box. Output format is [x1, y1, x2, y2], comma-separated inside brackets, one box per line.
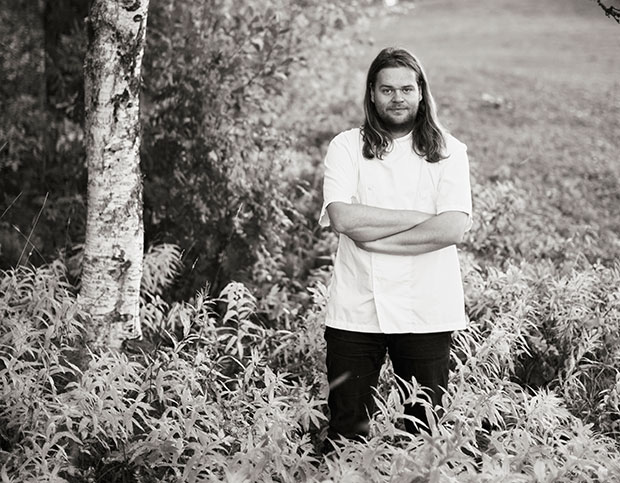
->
[362, 47, 446, 163]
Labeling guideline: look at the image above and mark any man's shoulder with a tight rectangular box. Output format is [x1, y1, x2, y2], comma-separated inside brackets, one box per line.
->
[330, 127, 363, 148]
[443, 132, 467, 154]
[439, 132, 468, 165]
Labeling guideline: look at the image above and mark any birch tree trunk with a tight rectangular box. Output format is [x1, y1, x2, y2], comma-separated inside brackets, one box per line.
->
[80, 0, 149, 349]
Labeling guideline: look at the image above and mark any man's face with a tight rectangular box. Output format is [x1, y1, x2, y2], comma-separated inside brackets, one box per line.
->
[370, 66, 421, 136]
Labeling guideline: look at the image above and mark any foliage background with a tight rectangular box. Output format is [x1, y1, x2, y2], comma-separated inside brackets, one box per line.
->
[1, 0, 620, 481]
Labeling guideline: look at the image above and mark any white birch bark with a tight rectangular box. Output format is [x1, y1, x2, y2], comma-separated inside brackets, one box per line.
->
[80, 0, 149, 349]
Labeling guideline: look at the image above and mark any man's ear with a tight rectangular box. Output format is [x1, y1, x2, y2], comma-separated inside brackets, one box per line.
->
[370, 86, 375, 104]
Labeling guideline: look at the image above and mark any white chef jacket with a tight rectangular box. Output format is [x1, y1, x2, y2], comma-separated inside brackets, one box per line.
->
[319, 128, 472, 334]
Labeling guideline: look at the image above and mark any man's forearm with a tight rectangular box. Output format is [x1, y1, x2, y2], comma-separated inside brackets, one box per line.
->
[359, 239, 450, 256]
[327, 202, 433, 242]
[356, 211, 469, 255]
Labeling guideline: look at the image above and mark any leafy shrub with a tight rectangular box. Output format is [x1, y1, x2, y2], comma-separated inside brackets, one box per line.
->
[0, 2, 87, 270]
[0, 0, 373, 299]
[1, 246, 333, 481]
[140, 0, 377, 300]
[2, 248, 620, 482]
[463, 176, 620, 440]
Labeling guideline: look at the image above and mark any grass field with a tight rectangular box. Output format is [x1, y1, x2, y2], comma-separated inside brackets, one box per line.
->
[371, 0, 620, 90]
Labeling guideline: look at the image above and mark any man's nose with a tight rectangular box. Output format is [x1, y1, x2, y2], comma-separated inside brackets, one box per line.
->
[392, 89, 404, 102]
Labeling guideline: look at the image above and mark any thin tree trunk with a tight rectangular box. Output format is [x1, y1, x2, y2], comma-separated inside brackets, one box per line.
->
[80, 0, 149, 349]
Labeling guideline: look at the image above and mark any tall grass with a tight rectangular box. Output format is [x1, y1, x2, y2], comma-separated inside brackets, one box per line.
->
[1, 232, 620, 481]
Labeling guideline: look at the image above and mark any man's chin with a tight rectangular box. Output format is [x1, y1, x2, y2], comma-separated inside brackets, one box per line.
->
[381, 119, 415, 133]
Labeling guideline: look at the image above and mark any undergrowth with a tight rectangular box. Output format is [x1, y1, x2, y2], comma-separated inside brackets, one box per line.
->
[1, 221, 620, 481]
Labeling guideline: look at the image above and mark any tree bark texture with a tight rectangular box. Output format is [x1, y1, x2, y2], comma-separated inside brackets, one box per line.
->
[80, 0, 149, 349]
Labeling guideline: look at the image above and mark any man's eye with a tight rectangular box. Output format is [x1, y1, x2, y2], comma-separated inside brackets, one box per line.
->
[382, 89, 393, 95]
[403, 88, 413, 94]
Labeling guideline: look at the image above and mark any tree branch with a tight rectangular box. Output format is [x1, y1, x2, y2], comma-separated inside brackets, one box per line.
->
[595, 0, 620, 23]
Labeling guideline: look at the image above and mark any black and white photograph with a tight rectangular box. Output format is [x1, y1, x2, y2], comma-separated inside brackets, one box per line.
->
[1, 0, 619, 481]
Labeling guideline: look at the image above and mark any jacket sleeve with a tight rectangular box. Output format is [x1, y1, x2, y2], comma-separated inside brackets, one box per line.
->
[436, 138, 473, 231]
[319, 133, 359, 227]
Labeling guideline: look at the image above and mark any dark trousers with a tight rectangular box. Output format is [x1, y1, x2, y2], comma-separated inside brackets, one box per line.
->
[324, 327, 452, 440]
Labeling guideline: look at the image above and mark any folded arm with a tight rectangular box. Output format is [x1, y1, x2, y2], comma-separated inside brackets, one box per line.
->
[355, 211, 469, 256]
[326, 201, 434, 242]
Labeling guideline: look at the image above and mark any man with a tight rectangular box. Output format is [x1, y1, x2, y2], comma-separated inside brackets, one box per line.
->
[319, 47, 472, 444]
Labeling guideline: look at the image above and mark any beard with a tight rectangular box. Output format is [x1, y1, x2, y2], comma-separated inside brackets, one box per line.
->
[376, 106, 417, 135]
